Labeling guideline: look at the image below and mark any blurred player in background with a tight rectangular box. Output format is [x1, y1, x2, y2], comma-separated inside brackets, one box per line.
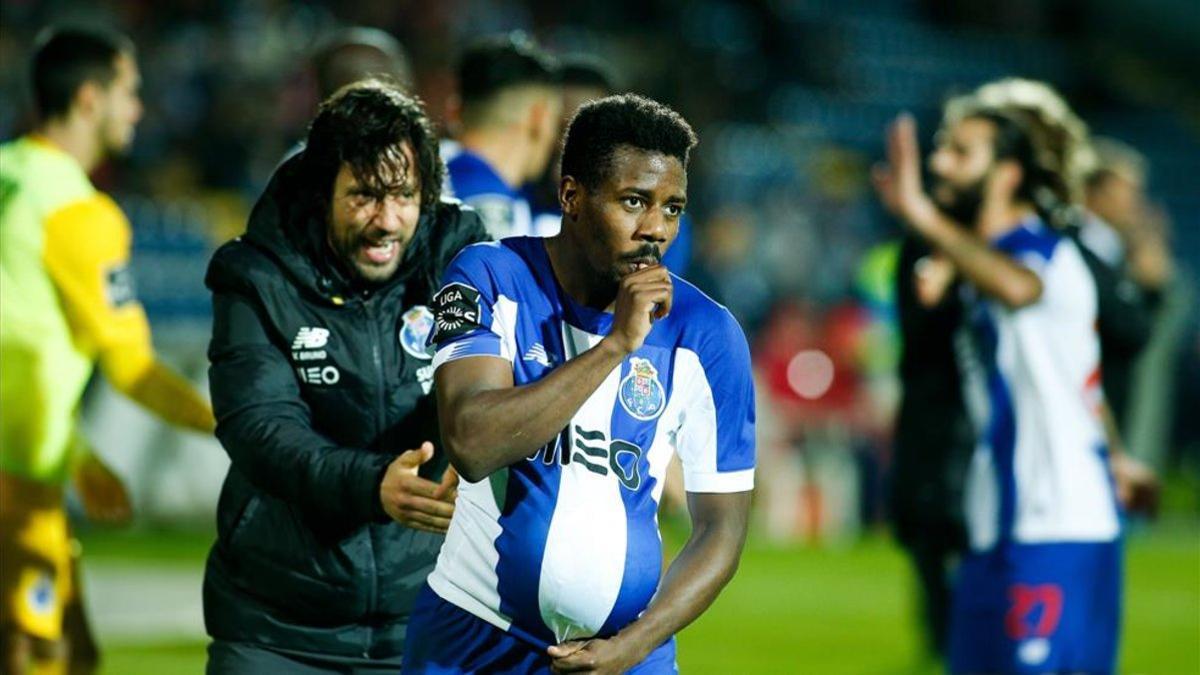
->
[526, 55, 616, 237]
[280, 26, 412, 164]
[966, 82, 1161, 452]
[312, 26, 413, 100]
[405, 94, 754, 674]
[889, 228, 973, 661]
[1081, 137, 1176, 436]
[442, 33, 561, 239]
[873, 80, 1155, 673]
[202, 81, 488, 673]
[0, 26, 215, 674]
[1081, 137, 1173, 296]
[965, 82, 1161, 509]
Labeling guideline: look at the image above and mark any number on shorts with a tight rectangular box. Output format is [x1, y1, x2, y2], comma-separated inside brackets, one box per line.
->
[1005, 583, 1064, 639]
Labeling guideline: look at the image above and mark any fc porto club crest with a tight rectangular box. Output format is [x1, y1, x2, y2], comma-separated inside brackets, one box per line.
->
[619, 357, 665, 421]
[399, 306, 435, 360]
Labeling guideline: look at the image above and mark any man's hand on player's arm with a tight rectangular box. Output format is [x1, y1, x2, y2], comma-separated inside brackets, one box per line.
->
[437, 266, 673, 483]
[548, 491, 751, 673]
[379, 441, 458, 533]
[873, 114, 1043, 309]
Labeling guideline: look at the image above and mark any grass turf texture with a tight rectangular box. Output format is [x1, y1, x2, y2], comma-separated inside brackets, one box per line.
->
[88, 521, 1198, 674]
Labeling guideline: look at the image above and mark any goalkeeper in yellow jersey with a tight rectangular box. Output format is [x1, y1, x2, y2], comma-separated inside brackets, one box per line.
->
[0, 26, 215, 674]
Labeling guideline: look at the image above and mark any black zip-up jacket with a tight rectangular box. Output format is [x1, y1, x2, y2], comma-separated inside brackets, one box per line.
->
[202, 154, 488, 659]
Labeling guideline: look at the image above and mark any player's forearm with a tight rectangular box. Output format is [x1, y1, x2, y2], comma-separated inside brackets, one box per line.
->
[441, 338, 627, 482]
[915, 213, 1042, 309]
[613, 493, 751, 658]
[119, 360, 216, 433]
[1098, 400, 1126, 457]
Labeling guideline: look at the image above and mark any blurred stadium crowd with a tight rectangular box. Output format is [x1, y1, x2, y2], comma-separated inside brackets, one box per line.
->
[2, 1, 1198, 665]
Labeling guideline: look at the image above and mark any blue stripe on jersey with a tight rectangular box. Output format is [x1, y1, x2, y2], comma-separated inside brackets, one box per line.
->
[700, 319, 756, 475]
[493, 456, 561, 645]
[976, 308, 1018, 544]
[994, 218, 1060, 263]
[490, 252, 570, 645]
[598, 347, 676, 636]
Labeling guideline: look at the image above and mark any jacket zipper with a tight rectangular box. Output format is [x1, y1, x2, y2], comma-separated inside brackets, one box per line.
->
[362, 297, 386, 657]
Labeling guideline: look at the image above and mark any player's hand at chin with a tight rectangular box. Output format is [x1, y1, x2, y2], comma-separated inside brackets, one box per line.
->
[608, 264, 673, 354]
[547, 636, 646, 674]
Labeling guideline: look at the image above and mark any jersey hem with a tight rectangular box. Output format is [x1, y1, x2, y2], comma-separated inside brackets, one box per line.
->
[427, 569, 514, 634]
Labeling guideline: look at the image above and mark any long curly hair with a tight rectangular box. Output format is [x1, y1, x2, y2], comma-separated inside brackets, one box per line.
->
[944, 78, 1092, 225]
[302, 78, 445, 215]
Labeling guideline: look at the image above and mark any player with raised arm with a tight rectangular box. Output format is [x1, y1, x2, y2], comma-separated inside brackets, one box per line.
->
[873, 82, 1145, 673]
[403, 94, 755, 674]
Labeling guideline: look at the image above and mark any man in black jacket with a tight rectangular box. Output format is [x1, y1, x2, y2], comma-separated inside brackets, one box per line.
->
[202, 81, 489, 672]
[889, 234, 973, 661]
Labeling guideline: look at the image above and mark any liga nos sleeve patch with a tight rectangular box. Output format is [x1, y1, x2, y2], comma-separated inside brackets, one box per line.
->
[430, 282, 483, 343]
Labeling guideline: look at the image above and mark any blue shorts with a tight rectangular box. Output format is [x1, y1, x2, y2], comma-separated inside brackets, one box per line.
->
[402, 584, 677, 674]
[948, 541, 1121, 674]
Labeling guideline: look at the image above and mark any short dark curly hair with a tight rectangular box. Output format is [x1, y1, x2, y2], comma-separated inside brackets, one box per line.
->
[302, 79, 444, 212]
[561, 94, 698, 190]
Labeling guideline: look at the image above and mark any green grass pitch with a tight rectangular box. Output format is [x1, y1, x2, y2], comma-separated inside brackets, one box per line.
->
[89, 521, 1198, 674]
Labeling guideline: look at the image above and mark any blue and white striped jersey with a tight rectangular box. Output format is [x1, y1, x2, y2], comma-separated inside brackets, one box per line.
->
[424, 236, 755, 645]
[956, 217, 1119, 553]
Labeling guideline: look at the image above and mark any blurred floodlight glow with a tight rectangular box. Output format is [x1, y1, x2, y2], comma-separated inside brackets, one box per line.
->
[786, 349, 835, 399]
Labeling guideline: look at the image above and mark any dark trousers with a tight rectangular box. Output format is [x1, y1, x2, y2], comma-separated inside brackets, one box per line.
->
[207, 640, 404, 675]
[904, 535, 959, 657]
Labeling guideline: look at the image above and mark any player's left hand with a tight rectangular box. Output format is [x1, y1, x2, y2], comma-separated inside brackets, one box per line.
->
[548, 635, 647, 674]
[873, 113, 939, 232]
[380, 442, 458, 533]
[1112, 452, 1160, 517]
[73, 453, 133, 526]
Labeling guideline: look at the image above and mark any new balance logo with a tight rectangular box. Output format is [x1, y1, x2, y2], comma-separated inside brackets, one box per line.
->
[522, 343, 551, 367]
[293, 327, 330, 350]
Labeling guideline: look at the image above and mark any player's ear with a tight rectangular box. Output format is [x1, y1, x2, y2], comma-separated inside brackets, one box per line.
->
[74, 81, 103, 119]
[528, 95, 551, 141]
[1003, 160, 1024, 190]
[559, 175, 580, 219]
